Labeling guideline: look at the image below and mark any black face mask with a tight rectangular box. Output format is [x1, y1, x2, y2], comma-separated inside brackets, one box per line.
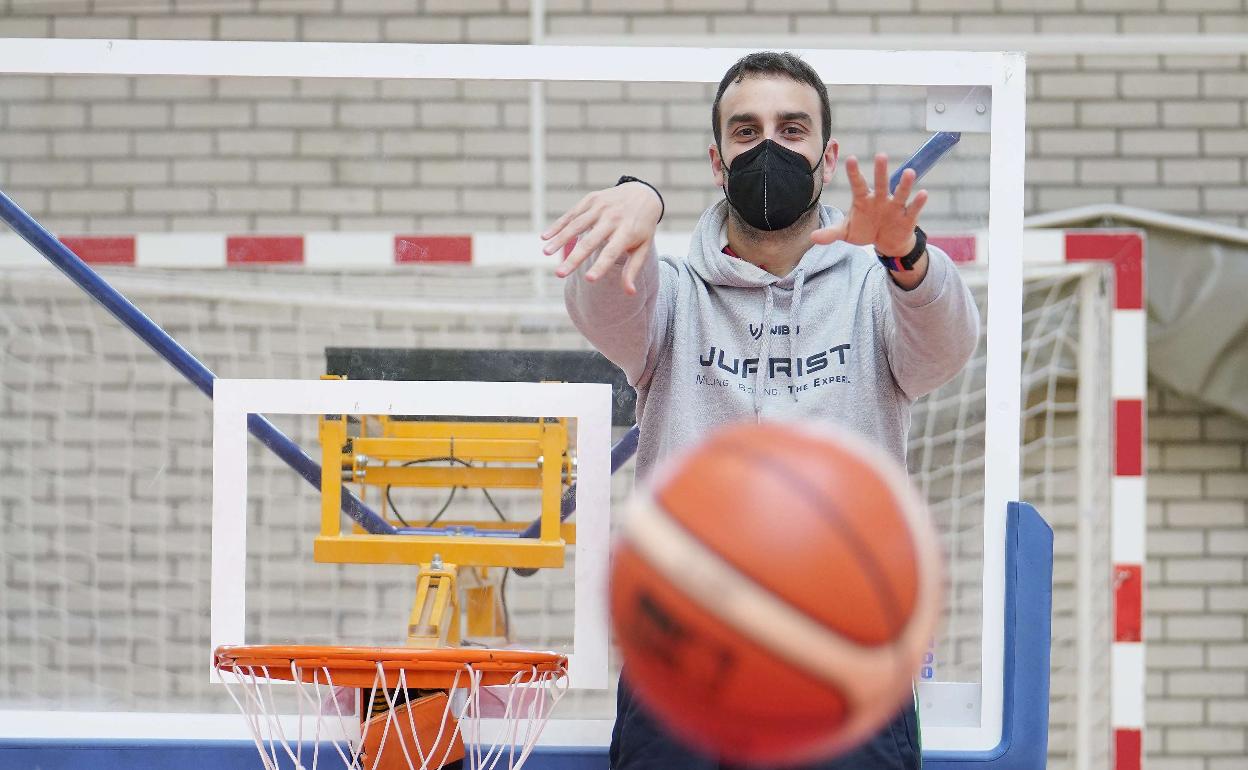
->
[721, 139, 823, 232]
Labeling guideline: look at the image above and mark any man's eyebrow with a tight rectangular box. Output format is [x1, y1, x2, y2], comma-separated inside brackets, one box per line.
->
[725, 111, 813, 128]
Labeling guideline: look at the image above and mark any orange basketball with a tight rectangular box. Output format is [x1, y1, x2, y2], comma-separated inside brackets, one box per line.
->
[609, 421, 942, 766]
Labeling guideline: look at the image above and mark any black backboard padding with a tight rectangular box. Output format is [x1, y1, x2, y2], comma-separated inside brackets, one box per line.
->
[325, 347, 635, 426]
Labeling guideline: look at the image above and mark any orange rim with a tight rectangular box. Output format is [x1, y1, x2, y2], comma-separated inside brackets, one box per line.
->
[214, 645, 568, 690]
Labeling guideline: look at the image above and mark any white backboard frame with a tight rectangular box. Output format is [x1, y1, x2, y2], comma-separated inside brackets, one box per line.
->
[0, 41, 1025, 753]
[211, 378, 613, 692]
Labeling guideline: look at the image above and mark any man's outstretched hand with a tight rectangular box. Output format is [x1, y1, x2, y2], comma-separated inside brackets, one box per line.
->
[811, 153, 928, 257]
[544, 181, 662, 295]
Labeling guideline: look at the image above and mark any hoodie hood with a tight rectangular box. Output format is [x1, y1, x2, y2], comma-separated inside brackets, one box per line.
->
[685, 199, 855, 289]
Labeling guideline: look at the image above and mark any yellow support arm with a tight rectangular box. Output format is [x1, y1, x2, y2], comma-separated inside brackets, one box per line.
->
[461, 567, 507, 639]
[319, 412, 348, 538]
[407, 561, 460, 648]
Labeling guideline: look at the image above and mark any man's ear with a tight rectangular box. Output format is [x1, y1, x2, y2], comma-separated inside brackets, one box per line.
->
[821, 138, 839, 184]
[709, 142, 726, 187]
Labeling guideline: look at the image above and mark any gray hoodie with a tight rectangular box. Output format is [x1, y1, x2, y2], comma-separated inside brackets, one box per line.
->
[565, 199, 980, 482]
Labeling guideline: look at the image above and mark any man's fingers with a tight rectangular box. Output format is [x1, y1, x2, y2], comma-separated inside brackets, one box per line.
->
[811, 224, 846, 245]
[904, 190, 929, 226]
[621, 241, 652, 295]
[542, 198, 588, 243]
[541, 210, 572, 242]
[892, 167, 916, 205]
[553, 239, 591, 278]
[579, 229, 628, 283]
[545, 209, 601, 258]
[874, 153, 889, 198]
[543, 218, 586, 257]
[844, 156, 869, 198]
[587, 250, 624, 283]
[545, 229, 577, 261]
[557, 223, 609, 278]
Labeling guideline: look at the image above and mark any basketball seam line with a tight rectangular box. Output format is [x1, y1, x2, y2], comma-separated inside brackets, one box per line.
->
[622, 494, 914, 715]
[701, 436, 911, 640]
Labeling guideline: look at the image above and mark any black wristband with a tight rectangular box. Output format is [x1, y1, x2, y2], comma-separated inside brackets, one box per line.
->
[876, 226, 926, 272]
[616, 175, 664, 224]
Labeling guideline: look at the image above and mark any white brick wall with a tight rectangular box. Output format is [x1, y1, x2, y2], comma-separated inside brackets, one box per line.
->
[0, 7, 1245, 229]
[1148, 384, 1248, 769]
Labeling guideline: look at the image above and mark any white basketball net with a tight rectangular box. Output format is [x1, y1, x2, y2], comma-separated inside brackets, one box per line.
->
[219, 660, 569, 770]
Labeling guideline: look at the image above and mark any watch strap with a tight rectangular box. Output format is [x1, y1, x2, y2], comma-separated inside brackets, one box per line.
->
[616, 175, 665, 224]
[876, 226, 926, 272]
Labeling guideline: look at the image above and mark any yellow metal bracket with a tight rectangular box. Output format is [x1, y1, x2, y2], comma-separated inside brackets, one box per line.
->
[317, 412, 573, 568]
[315, 377, 579, 648]
[407, 559, 459, 647]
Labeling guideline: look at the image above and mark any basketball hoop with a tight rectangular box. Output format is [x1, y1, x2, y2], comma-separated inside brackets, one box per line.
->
[214, 645, 569, 770]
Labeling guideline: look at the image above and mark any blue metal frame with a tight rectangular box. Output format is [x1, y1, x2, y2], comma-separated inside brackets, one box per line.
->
[0, 502, 1050, 769]
[891, 131, 961, 192]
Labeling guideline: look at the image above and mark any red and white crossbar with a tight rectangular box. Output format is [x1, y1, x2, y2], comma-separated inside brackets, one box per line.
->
[0, 232, 980, 269]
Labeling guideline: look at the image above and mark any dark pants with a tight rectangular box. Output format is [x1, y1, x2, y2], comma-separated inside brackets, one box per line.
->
[610, 674, 921, 770]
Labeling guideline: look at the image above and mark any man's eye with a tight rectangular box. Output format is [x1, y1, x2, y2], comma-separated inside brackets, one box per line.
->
[737, 128, 756, 138]
[783, 126, 804, 135]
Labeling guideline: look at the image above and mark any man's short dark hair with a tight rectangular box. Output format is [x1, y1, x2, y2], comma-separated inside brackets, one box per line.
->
[711, 51, 832, 150]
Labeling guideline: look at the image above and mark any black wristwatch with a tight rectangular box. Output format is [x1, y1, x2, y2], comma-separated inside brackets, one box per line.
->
[616, 175, 665, 224]
[876, 226, 926, 272]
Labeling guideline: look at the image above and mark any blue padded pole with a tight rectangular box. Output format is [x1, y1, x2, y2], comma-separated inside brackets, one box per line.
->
[890, 130, 961, 194]
[516, 130, 962, 549]
[925, 503, 1053, 769]
[0, 189, 396, 536]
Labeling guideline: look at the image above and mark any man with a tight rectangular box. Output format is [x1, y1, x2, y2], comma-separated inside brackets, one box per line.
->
[543, 52, 979, 770]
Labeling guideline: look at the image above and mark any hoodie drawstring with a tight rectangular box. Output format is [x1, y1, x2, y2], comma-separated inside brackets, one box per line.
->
[789, 268, 806, 402]
[753, 288, 774, 420]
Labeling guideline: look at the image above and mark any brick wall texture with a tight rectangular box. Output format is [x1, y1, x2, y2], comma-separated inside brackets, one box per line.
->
[1, 1, 1247, 232]
[0, 2, 1245, 769]
[1146, 386, 1248, 770]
